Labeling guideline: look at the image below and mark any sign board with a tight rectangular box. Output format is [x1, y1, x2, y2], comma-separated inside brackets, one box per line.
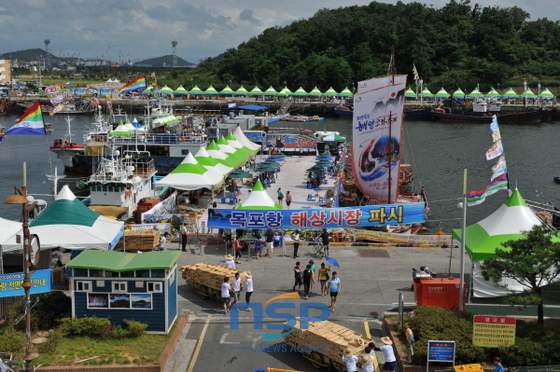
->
[427, 340, 455, 362]
[0, 269, 52, 298]
[473, 316, 516, 347]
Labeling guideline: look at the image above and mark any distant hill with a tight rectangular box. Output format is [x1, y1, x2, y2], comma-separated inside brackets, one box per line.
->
[0, 48, 56, 62]
[134, 55, 196, 67]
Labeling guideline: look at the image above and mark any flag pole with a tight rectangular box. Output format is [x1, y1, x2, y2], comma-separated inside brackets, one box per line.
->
[459, 168, 467, 311]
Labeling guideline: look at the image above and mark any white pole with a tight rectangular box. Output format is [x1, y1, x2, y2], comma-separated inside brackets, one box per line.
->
[459, 169, 467, 311]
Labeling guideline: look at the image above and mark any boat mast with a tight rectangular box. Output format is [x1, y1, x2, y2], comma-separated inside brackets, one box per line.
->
[387, 47, 396, 204]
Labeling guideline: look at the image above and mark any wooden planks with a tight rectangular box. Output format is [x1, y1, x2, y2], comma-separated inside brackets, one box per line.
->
[180, 263, 247, 290]
[113, 229, 159, 251]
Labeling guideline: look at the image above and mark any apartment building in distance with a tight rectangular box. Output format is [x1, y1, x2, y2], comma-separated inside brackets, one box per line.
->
[0, 59, 11, 85]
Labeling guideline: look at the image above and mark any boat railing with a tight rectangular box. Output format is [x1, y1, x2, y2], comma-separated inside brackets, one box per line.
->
[85, 132, 207, 145]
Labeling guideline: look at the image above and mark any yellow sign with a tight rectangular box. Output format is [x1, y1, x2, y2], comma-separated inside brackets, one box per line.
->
[473, 316, 516, 347]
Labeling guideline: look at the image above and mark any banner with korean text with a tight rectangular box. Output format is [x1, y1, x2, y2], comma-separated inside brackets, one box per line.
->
[0, 269, 52, 298]
[208, 202, 425, 229]
[473, 315, 516, 347]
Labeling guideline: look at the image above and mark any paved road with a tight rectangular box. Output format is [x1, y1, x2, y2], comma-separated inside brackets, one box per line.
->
[164, 238, 470, 372]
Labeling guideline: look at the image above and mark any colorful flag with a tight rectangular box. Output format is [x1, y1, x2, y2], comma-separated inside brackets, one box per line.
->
[467, 173, 509, 206]
[117, 76, 147, 95]
[412, 64, 420, 81]
[485, 140, 503, 160]
[0, 102, 46, 141]
[491, 156, 507, 179]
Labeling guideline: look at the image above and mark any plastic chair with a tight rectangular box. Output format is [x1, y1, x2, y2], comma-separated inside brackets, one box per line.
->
[318, 197, 324, 202]
[307, 194, 316, 201]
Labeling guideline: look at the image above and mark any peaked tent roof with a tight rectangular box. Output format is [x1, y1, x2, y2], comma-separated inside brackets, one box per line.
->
[225, 132, 256, 157]
[202, 85, 218, 95]
[249, 86, 264, 95]
[486, 87, 500, 97]
[523, 88, 537, 98]
[263, 86, 278, 95]
[292, 86, 308, 96]
[467, 87, 483, 97]
[234, 126, 261, 151]
[194, 147, 232, 175]
[206, 141, 241, 168]
[308, 86, 323, 95]
[220, 85, 235, 95]
[216, 136, 247, 165]
[189, 85, 204, 94]
[451, 189, 554, 262]
[174, 85, 189, 94]
[154, 153, 225, 191]
[0, 217, 25, 252]
[339, 87, 353, 96]
[435, 88, 449, 97]
[159, 85, 174, 93]
[28, 185, 124, 250]
[323, 87, 339, 95]
[453, 88, 465, 97]
[235, 86, 249, 95]
[405, 88, 416, 97]
[420, 88, 433, 97]
[235, 180, 283, 210]
[540, 87, 555, 98]
[323, 132, 346, 142]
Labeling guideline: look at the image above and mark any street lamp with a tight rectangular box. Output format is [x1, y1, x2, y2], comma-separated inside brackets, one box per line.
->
[3, 162, 40, 372]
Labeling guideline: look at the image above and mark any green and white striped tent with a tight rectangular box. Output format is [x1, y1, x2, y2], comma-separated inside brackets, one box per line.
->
[234, 126, 261, 152]
[522, 88, 537, 98]
[203, 85, 219, 95]
[308, 86, 323, 95]
[263, 86, 278, 95]
[109, 122, 132, 137]
[435, 88, 449, 98]
[235, 180, 283, 210]
[277, 87, 293, 96]
[154, 153, 225, 191]
[225, 132, 257, 158]
[339, 87, 354, 96]
[502, 88, 519, 98]
[420, 87, 433, 98]
[451, 189, 560, 298]
[453, 88, 465, 98]
[194, 147, 233, 176]
[220, 85, 235, 95]
[159, 85, 174, 94]
[485, 87, 500, 97]
[323, 87, 339, 96]
[174, 85, 189, 94]
[249, 86, 265, 95]
[189, 85, 204, 95]
[292, 86, 309, 96]
[235, 86, 249, 95]
[216, 136, 248, 165]
[405, 87, 416, 98]
[206, 141, 242, 168]
[467, 87, 483, 97]
[28, 185, 124, 250]
[540, 87, 556, 99]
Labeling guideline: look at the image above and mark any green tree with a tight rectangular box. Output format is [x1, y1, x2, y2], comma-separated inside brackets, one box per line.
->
[481, 224, 560, 326]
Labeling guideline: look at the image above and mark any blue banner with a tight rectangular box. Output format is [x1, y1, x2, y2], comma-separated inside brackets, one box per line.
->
[208, 202, 425, 229]
[0, 269, 52, 298]
[427, 341, 455, 362]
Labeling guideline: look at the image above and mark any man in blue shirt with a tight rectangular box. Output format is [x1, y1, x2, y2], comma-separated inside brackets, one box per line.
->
[327, 271, 341, 312]
[493, 357, 504, 372]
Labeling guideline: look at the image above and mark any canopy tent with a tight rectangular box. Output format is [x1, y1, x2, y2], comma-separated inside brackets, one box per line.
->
[174, 85, 189, 94]
[216, 136, 247, 165]
[220, 85, 235, 95]
[234, 126, 261, 152]
[249, 86, 264, 95]
[159, 85, 174, 94]
[502, 88, 519, 98]
[339, 87, 353, 96]
[194, 147, 233, 175]
[404, 88, 416, 98]
[308, 86, 323, 95]
[202, 85, 218, 95]
[453, 88, 465, 98]
[206, 141, 241, 168]
[154, 153, 224, 191]
[323, 87, 339, 96]
[277, 87, 292, 96]
[263, 86, 278, 95]
[523, 88, 538, 98]
[485, 87, 500, 97]
[292, 86, 308, 96]
[322, 133, 346, 142]
[26, 186, 124, 251]
[420, 87, 433, 98]
[451, 189, 560, 298]
[0, 217, 25, 252]
[467, 87, 483, 98]
[540, 87, 556, 99]
[235, 180, 283, 210]
[189, 85, 204, 95]
[109, 122, 132, 137]
[435, 88, 449, 98]
[235, 86, 249, 95]
[122, 120, 137, 133]
[142, 87, 153, 94]
[224, 132, 256, 158]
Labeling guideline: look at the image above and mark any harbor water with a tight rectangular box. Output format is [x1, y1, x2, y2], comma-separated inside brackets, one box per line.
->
[1, 113, 559, 235]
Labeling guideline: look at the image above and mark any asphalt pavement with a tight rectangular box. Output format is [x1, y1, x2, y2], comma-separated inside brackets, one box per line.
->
[164, 238, 471, 372]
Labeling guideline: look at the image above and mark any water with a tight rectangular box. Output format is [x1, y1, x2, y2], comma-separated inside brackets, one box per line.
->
[1, 113, 558, 234]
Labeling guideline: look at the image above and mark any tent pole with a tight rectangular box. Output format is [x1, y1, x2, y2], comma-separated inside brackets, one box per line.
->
[459, 169, 467, 311]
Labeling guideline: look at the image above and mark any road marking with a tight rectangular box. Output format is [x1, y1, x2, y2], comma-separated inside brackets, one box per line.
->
[186, 315, 210, 372]
[364, 321, 372, 338]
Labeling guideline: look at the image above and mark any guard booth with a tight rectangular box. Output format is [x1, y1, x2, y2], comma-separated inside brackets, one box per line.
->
[66, 250, 181, 334]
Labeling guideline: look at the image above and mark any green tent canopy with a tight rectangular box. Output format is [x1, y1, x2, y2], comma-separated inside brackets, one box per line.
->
[235, 180, 283, 210]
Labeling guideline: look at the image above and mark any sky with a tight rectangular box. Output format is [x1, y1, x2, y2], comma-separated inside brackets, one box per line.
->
[1, 0, 558, 64]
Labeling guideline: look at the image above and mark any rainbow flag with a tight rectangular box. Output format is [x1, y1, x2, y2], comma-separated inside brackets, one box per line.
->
[117, 76, 147, 95]
[467, 173, 509, 206]
[0, 101, 46, 142]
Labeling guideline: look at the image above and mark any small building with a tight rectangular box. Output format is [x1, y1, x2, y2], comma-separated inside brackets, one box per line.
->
[66, 250, 181, 334]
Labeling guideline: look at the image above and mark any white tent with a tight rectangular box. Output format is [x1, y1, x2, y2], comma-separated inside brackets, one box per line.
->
[236, 180, 283, 209]
[0, 217, 24, 252]
[234, 127, 261, 151]
[154, 153, 225, 191]
[26, 186, 124, 251]
[194, 147, 232, 175]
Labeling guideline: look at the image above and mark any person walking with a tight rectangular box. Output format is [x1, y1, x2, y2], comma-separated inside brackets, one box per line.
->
[180, 222, 189, 252]
[320, 228, 330, 257]
[158, 232, 170, 251]
[342, 348, 359, 372]
[327, 271, 341, 312]
[291, 230, 300, 258]
[293, 261, 303, 292]
[493, 357, 504, 372]
[231, 272, 242, 307]
[302, 264, 312, 299]
[374, 337, 397, 372]
[254, 236, 264, 259]
[308, 259, 317, 293]
[319, 263, 331, 296]
[244, 271, 253, 309]
[234, 237, 243, 264]
[285, 191, 292, 209]
[359, 353, 375, 372]
[277, 188, 284, 205]
[265, 229, 275, 257]
[221, 277, 232, 314]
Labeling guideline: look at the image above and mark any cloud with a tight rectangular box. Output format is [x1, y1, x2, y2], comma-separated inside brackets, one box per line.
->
[239, 9, 261, 25]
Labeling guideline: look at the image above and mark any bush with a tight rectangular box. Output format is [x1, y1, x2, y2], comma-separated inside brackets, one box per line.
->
[39, 330, 63, 354]
[58, 317, 111, 337]
[32, 292, 72, 329]
[124, 319, 148, 337]
[0, 327, 25, 353]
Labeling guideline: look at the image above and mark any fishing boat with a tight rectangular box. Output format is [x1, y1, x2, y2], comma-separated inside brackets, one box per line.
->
[85, 149, 158, 219]
[308, 115, 325, 122]
[281, 115, 309, 122]
[335, 105, 433, 120]
[49, 116, 85, 170]
[340, 51, 428, 236]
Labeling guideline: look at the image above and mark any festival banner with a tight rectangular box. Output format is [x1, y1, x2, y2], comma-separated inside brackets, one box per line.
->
[50, 104, 66, 116]
[467, 173, 509, 206]
[208, 202, 425, 230]
[1, 101, 46, 141]
[0, 269, 52, 298]
[485, 140, 503, 160]
[50, 93, 65, 106]
[352, 75, 407, 203]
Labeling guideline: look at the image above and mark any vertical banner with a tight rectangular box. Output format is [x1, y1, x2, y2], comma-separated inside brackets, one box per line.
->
[352, 75, 407, 203]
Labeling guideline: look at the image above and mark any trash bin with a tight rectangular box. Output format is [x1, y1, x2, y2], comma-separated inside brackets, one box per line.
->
[221, 197, 226, 203]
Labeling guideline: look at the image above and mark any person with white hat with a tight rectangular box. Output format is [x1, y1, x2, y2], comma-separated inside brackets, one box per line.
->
[341, 348, 359, 372]
[224, 254, 236, 269]
[359, 353, 375, 372]
[244, 271, 253, 309]
[374, 336, 397, 372]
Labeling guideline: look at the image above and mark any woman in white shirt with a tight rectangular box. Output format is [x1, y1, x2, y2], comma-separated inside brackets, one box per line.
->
[341, 348, 359, 372]
[244, 271, 253, 307]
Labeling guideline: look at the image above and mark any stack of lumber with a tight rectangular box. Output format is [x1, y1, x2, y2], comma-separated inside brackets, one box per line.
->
[284, 320, 374, 361]
[114, 229, 160, 251]
[180, 263, 247, 290]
